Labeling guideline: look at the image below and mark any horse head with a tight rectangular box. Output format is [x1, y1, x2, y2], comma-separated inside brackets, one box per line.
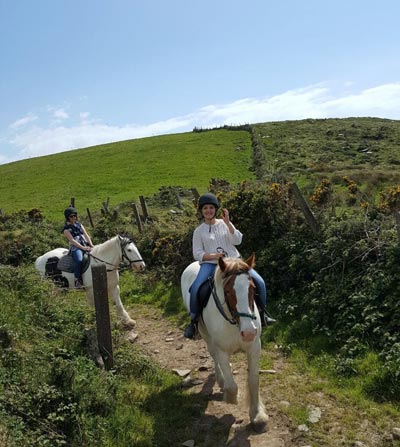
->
[217, 254, 258, 342]
[118, 235, 146, 272]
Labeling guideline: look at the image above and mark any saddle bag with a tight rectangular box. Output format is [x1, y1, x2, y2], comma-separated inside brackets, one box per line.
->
[57, 253, 90, 274]
[57, 254, 75, 273]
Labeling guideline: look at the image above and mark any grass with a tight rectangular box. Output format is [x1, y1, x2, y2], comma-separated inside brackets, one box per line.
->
[2, 117, 400, 223]
[0, 129, 253, 220]
[254, 118, 400, 195]
[264, 346, 400, 447]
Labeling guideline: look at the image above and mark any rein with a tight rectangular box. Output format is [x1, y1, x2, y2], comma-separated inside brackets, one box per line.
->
[209, 270, 257, 325]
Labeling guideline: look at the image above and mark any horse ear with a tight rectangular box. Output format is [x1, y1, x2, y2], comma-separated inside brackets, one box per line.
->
[245, 253, 256, 269]
[218, 257, 227, 271]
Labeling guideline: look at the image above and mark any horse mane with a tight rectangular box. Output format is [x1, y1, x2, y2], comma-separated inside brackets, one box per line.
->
[215, 257, 250, 281]
[92, 235, 119, 254]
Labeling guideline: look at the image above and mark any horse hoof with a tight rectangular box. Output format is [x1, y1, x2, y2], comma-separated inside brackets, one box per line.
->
[251, 415, 269, 433]
[122, 319, 136, 329]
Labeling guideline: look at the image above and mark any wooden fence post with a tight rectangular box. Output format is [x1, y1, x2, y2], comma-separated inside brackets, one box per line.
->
[102, 197, 110, 214]
[191, 188, 200, 202]
[395, 197, 400, 241]
[132, 203, 143, 233]
[92, 263, 113, 370]
[175, 192, 183, 209]
[289, 182, 319, 235]
[394, 211, 400, 241]
[87, 208, 94, 228]
[139, 196, 149, 222]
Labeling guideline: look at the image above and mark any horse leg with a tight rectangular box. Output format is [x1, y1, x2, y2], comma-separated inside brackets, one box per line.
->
[205, 341, 225, 390]
[214, 349, 238, 404]
[110, 284, 136, 328]
[246, 346, 268, 432]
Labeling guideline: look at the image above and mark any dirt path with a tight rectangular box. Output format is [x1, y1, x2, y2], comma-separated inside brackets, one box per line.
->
[133, 307, 310, 447]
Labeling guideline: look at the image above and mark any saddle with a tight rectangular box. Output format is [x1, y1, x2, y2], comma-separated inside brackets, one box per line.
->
[56, 253, 90, 274]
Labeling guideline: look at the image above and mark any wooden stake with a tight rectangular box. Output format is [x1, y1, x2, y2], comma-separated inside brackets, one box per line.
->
[92, 264, 113, 370]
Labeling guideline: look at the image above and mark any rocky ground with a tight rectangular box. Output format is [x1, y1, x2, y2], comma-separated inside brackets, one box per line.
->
[128, 306, 400, 447]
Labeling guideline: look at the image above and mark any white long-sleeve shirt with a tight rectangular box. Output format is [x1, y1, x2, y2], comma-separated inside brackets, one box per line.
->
[192, 219, 243, 263]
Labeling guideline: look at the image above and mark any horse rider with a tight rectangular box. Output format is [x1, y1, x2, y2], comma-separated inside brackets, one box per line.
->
[62, 206, 94, 288]
[184, 193, 276, 339]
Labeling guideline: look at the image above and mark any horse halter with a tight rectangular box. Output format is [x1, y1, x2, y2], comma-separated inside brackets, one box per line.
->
[211, 269, 257, 325]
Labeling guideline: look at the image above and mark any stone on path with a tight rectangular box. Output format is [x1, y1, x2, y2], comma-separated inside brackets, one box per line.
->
[172, 368, 191, 377]
[182, 440, 195, 447]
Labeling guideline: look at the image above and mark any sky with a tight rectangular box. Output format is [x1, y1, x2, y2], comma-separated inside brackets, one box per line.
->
[1, 0, 400, 165]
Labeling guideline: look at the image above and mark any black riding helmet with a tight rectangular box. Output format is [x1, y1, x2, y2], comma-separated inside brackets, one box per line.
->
[198, 193, 219, 211]
[64, 206, 78, 220]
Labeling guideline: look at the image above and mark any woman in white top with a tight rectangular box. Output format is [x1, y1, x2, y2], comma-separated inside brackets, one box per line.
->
[184, 193, 274, 339]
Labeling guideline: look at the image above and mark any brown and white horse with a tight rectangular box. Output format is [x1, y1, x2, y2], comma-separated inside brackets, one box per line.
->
[35, 235, 145, 328]
[181, 254, 268, 432]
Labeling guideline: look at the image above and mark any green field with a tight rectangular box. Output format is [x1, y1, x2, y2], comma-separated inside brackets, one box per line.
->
[1, 118, 400, 222]
[0, 129, 253, 220]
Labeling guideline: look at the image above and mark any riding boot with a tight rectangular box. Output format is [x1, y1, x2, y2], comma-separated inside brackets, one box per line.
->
[263, 309, 276, 326]
[184, 320, 198, 339]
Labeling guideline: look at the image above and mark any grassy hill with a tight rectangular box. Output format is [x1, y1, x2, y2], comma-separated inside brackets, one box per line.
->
[0, 129, 253, 220]
[1, 117, 399, 221]
[252, 117, 400, 195]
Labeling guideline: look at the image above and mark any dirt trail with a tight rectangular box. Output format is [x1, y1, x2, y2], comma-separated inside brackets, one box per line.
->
[133, 307, 310, 447]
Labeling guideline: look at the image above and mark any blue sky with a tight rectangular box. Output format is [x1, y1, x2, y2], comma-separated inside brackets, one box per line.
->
[1, 0, 400, 165]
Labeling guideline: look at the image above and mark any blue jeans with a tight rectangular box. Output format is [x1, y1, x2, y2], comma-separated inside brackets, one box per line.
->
[189, 262, 267, 320]
[71, 248, 84, 280]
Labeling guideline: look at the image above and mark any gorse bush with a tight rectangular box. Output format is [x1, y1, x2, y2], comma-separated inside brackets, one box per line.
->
[0, 210, 64, 266]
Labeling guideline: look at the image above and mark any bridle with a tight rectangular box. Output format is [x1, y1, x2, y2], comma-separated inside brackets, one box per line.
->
[118, 235, 144, 268]
[89, 235, 144, 271]
[210, 269, 257, 325]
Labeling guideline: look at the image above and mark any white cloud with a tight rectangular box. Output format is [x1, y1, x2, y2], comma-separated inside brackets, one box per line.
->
[10, 114, 38, 129]
[79, 112, 90, 123]
[3, 81, 400, 163]
[193, 82, 400, 125]
[53, 108, 69, 120]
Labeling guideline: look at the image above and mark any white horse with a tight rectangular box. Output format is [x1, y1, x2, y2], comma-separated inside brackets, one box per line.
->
[181, 255, 268, 432]
[35, 235, 145, 328]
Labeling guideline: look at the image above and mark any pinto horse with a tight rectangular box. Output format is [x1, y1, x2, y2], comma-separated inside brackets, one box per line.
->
[35, 235, 145, 328]
[181, 254, 268, 432]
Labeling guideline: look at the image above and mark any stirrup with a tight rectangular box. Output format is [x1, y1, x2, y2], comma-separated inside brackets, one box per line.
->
[260, 310, 276, 327]
[264, 310, 276, 326]
[74, 279, 85, 289]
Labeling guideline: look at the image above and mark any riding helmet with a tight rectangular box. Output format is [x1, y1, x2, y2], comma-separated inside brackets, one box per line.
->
[64, 206, 78, 220]
[198, 193, 219, 210]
